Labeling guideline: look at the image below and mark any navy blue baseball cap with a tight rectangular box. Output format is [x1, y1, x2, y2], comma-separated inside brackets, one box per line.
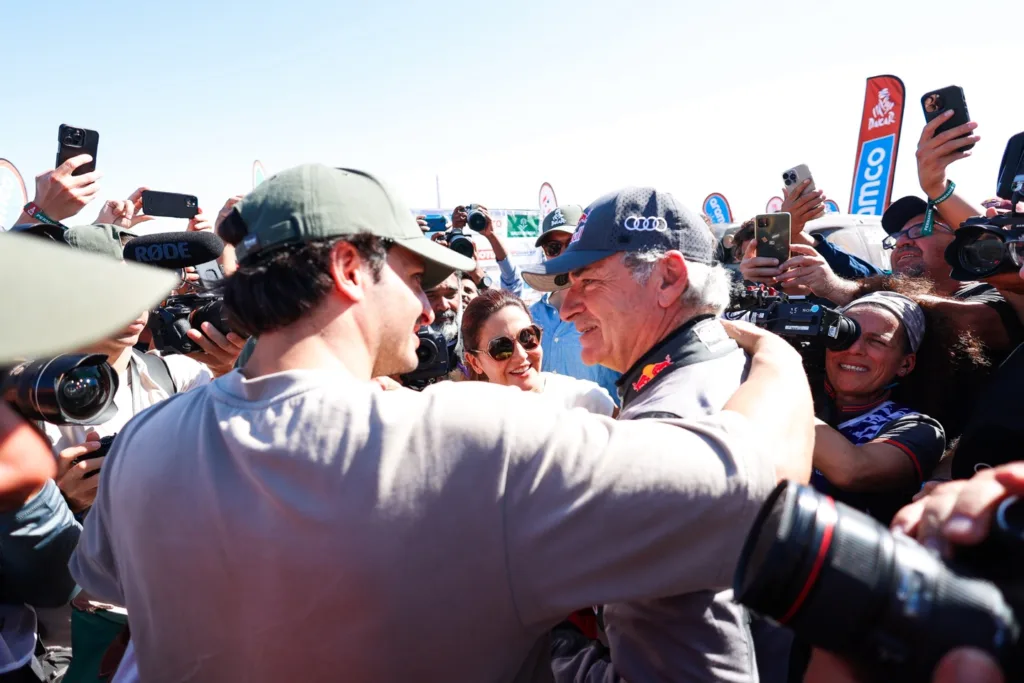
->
[882, 196, 929, 235]
[521, 187, 715, 291]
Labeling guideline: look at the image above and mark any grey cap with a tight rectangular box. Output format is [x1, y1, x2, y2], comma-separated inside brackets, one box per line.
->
[841, 291, 926, 353]
[535, 204, 584, 247]
[0, 232, 177, 363]
[521, 187, 715, 291]
[232, 164, 475, 289]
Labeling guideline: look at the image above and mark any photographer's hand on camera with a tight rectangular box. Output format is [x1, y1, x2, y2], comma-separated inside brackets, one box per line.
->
[17, 154, 102, 223]
[94, 187, 152, 229]
[917, 111, 984, 228]
[892, 462, 1024, 559]
[185, 321, 247, 377]
[782, 180, 827, 236]
[56, 431, 103, 514]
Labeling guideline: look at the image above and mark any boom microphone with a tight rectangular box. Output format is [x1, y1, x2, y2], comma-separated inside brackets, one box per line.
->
[123, 231, 224, 270]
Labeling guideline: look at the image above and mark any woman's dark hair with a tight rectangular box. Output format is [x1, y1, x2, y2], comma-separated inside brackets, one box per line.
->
[870, 277, 993, 441]
[460, 289, 533, 381]
[221, 226, 390, 337]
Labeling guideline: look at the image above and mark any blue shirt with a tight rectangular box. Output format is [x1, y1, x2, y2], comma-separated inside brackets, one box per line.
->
[814, 236, 883, 280]
[498, 259, 621, 404]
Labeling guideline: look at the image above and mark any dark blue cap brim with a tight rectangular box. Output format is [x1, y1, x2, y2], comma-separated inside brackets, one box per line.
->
[520, 249, 619, 291]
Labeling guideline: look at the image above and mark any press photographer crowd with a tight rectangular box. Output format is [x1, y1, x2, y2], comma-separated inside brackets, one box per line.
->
[3, 96, 1024, 683]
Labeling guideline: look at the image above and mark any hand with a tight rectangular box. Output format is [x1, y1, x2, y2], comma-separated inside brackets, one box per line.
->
[186, 322, 248, 377]
[187, 209, 214, 233]
[28, 155, 102, 221]
[431, 232, 449, 246]
[56, 432, 104, 514]
[171, 266, 201, 296]
[719, 317, 780, 355]
[215, 196, 245, 235]
[475, 206, 495, 238]
[891, 462, 1024, 559]
[94, 187, 152, 229]
[917, 111, 980, 199]
[781, 181, 826, 236]
[804, 647, 1003, 683]
[415, 215, 430, 233]
[775, 243, 841, 297]
[0, 404, 57, 511]
[739, 239, 782, 284]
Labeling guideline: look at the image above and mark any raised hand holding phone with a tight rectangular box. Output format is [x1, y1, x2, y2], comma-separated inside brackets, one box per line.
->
[95, 187, 153, 229]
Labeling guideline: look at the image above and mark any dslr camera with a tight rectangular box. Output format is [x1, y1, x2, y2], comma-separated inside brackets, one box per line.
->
[399, 327, 456, 390]
[148, 293, 232, 355]
[1, 354, 118, 425]
[728, 286, 861, 353]
[735, 481, 1024, 681]
[945, 131, 1024, 281]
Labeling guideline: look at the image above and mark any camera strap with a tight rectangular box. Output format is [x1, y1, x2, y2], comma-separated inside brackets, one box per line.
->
[922, 181, 956, 235]
[21, 202, 70, 230]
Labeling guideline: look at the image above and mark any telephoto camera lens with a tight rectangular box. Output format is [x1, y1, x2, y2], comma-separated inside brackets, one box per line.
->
[961, 232, 1008, 277]
[1, 354, 118, 425]
[734, 481, 1022, 682]
[467, 208, 488, 232]
[447, 231, 476, 259]
[189, 299, 231, 337]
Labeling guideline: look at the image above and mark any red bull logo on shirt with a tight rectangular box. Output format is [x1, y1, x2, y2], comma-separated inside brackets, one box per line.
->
[631, 355, 672, 393]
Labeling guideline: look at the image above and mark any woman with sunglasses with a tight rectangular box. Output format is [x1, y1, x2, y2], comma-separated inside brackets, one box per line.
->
[460, 289, 616, 416]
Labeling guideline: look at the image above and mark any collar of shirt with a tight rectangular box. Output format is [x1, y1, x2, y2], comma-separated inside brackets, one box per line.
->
[822, 380, 893, 423]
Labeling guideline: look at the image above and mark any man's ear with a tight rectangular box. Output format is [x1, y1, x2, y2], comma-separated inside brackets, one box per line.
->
[329, 241, 369, 303]
[655, 251, 690, 309]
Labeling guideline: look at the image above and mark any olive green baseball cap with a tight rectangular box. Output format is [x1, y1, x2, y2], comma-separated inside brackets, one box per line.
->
[0, 231, 177, 363]
[232, 164, 475, 289]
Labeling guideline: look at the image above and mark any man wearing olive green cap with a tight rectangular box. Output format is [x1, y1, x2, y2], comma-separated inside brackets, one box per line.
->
[70, 164, 813, 683]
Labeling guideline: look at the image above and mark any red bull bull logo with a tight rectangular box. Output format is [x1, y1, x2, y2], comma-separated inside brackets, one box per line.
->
[631, 355, 673, 393]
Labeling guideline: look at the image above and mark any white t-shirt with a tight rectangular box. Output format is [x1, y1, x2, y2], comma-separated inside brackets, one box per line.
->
[541, 372, 616, 416]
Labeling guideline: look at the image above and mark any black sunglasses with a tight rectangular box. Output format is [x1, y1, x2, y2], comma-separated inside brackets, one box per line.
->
[474, 325, 542, 361]
[542, 240, 565, 258]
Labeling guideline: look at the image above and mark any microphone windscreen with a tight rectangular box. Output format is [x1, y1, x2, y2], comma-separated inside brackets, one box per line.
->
[123, 231, 224, 269]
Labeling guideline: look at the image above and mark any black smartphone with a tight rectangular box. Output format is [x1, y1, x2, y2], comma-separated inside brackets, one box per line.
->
[141, 191, 199, 219]
[997, 132, 1024, 201]
[921, 86, 974, 151]
[755, 213, 792, 263]
[56, 124, 100, 176]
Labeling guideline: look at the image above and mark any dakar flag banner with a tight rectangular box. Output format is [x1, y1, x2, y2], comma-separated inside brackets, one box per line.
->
[538, 182, 558, 219]
[765, 196, 784, 213]
[702, 192, 734, 224]
[848, 75, 906, 215]
[0, 159, 27, 231]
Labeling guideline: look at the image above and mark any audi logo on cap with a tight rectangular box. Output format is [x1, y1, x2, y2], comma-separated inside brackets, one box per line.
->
[623, 216, 668, 232]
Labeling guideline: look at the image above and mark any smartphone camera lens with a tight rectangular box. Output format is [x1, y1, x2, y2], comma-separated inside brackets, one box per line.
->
[757, 217, 769, 229]
[63, 128, 85, 147]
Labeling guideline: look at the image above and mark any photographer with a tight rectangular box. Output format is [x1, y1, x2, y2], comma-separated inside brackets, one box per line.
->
[811, 292, 945, 524]
[68, 165, 813, 682]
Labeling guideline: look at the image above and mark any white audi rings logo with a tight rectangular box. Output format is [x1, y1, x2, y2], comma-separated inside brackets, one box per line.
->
[623, 216, 668, 232]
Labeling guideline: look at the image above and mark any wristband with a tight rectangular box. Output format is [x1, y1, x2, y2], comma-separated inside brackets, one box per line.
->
[22, 202, 70, 230]
[922, 181, 956, 236]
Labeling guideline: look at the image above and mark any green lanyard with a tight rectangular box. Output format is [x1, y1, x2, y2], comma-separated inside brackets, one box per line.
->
[22, 201, 71, 229]
[922, 181, 956, 236]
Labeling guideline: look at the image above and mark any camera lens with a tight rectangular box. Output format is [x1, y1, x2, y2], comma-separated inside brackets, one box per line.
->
[757, 217, 769, 228]
[468, 211, 487, 232]
[448, 234, 475, 259]
[1, 354, 118, 425]
[735, 481, 1021, 678]
[961, 233, 1007, 276]
[416, 335, 439, 365]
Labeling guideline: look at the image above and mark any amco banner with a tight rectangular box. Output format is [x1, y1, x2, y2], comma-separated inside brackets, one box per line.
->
[702, 193, 733, 224]
[849, 75, 906, 215]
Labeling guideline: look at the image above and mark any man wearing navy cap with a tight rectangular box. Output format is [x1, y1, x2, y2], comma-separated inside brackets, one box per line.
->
[523, 188, 772, 682]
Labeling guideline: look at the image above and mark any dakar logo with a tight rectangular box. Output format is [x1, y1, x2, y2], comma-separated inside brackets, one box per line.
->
[569, 211, 587, 244]
[549, 208, 566, 227]
[868, 88, 897, 130]
[631, 355, 672, 393]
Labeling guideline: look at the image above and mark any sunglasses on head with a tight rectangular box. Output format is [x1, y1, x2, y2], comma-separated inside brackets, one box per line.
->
[474, 324, 542, 361]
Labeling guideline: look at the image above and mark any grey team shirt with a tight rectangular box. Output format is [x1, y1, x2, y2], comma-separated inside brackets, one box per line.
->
[70, 368, 775, 683]
[610, 344, 759, 683]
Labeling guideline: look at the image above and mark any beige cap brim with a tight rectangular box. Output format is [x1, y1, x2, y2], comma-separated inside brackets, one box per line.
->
[395, 234, 477, 289]
[0, 233, 178, 363]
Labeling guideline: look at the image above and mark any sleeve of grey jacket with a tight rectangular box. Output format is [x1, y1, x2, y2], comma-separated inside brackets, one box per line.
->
[0, 479, 82, 607]
[502, 408, 776, 629]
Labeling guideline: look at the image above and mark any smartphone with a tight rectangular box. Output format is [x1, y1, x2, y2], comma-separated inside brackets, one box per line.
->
[56, 124, 100, 176]
[997, 132, 1024, 201]
[755, 213, 792, 263]
[141, 191, 199, 219]
[921, 86, 974, 151]
[782, 165, 816, 196]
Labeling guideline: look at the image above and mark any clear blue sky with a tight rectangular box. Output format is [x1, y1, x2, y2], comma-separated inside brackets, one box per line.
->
[1, 0, 1016, 232]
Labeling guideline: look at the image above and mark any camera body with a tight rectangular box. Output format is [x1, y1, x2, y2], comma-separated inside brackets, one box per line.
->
[399, 327, 456, 390]
[729, 287, 860, 353]
[148, 293, 231, 355]
[445, 227, 476, 259]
